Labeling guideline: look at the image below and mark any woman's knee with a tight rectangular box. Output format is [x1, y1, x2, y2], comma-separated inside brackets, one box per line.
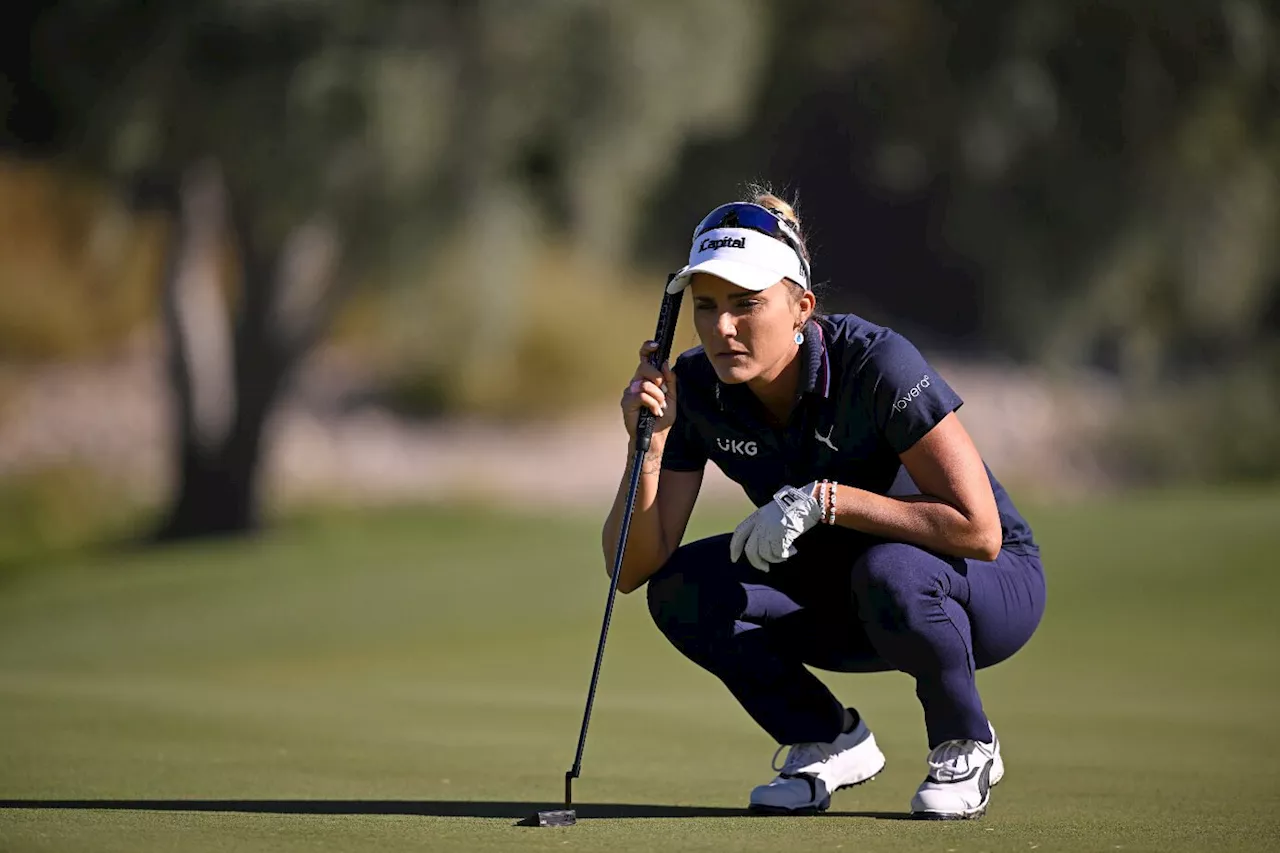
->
[646, 535, 733, 635]
[645, 563, 693, 633]
[970, 552, 1047, 668]
[851, 542, 943, 603]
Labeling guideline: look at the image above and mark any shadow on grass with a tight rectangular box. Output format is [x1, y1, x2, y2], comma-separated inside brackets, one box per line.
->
[0, 799, 912, 821]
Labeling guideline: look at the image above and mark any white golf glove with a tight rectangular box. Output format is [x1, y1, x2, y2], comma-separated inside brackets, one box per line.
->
[729, 482, 822, 572]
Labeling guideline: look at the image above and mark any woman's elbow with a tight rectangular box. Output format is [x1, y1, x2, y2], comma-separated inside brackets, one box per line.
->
[603, 561, 644, 595]
[968, 522, 1003, 562]
[604, 542, 672, 594]
[608, 569, 647, 596]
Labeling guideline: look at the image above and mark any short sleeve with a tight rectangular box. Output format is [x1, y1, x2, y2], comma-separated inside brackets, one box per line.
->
[660, 355, 709, 472]
[660, 401, 707, 472]
[864, 331, 963, 454]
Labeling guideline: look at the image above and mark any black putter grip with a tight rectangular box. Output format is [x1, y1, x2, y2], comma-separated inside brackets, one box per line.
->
[634, 278, 682, 453]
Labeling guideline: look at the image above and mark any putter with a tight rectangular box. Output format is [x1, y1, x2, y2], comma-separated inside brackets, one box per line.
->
[524, 275, 683, 828]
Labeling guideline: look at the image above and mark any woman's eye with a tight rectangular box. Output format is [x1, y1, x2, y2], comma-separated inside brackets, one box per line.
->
[693, 301, 757, 311]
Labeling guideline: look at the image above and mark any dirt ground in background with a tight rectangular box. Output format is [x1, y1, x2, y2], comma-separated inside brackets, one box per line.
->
[0, 334, 1122, 510]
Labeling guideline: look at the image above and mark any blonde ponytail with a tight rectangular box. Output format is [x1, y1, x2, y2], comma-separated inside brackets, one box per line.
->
[744, 184, 809, 263]
[744, 183, 818, 311]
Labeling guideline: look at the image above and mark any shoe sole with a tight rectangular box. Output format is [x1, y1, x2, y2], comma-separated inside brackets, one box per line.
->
[910, 780, 992, 821]
[747, 759, 887, 816]
[910, 796, 988, 821]
[911, 805, 987, 821]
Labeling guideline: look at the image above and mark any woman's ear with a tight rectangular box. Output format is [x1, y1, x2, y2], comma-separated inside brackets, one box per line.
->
[800, 289, 816, 323]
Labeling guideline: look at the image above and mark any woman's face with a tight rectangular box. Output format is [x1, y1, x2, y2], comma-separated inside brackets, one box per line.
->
[690, 273, 807, 385]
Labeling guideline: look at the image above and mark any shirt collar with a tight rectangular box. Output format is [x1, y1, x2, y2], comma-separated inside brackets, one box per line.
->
[799, 317, 831, 399]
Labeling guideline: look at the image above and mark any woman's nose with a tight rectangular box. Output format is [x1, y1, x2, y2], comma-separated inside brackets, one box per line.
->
[715, 312, 736, 338]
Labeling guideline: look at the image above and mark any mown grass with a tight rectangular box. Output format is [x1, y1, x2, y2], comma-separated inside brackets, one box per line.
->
[1, 488, 1278, 852]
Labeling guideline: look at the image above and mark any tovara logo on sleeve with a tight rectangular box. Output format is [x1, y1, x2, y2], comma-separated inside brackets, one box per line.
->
[716, 437, 759, 456]
[891, 375, 931, 413]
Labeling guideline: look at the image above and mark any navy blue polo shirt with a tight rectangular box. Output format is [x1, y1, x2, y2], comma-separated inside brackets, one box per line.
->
[662, 313, 1038, 554]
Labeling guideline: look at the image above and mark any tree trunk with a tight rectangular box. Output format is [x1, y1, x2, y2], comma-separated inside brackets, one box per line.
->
[158, 445, 260, 539]
[154, 162, 343, 541]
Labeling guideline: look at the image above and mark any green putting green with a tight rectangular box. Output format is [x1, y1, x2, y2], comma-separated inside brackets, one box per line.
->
[1, 488, 1278, 852]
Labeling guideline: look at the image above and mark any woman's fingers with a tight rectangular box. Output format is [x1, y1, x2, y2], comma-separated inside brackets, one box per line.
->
[635, 342, 672, 381]
[635, 362, 664, 384]
[626, 378, 666, 400]
[634, 355, 673, 388]
[624, 379, 667, 413]
[642, 379, 666, 404]
[621, 344, 676, 437]
[638, 380, 667, 413]
[638, 391, 665, 418]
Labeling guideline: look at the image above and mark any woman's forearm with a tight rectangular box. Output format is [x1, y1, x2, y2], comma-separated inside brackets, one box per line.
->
[825, 485, 1002, 561]
[601, 434, 671, 592]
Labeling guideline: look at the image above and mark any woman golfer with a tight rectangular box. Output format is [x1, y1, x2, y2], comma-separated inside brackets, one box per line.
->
[603, 192, 1045, 819]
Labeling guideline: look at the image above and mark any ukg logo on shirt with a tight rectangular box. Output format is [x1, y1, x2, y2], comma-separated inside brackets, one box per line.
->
[891, 375, 931, 412]
[716, 437, 758, 456]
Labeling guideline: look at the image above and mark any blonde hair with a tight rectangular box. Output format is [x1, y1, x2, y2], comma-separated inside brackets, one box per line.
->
[744, 184, 818, 311]
[744, 183, 808, 262]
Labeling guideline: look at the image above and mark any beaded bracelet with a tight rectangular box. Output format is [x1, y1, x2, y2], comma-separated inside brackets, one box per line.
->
[817, 479, 836, 525]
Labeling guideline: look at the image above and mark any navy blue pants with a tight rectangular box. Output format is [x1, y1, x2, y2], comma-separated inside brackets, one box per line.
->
[646, 527, 1045, 747]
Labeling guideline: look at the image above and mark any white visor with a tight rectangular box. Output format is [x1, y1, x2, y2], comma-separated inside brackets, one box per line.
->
[667, 228, 808, 294]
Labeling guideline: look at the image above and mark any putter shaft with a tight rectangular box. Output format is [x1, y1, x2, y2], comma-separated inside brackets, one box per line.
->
[564, 441, 646, 801]
[562, 279, 680, 809]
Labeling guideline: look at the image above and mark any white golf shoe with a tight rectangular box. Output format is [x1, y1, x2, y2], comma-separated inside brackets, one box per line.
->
[748, 712, 887, 814]
[910, 725, 1003, 820]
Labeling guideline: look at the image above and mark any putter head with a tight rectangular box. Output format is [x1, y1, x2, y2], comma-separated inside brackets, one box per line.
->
[518, 809, 577, 827]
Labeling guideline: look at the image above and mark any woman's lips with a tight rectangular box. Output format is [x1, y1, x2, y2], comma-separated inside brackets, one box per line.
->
[715, 351, 748, 360]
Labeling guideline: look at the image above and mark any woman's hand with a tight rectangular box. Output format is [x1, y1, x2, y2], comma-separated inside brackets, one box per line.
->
[729, 483, 824, 571]
[621, 340, 678, 442]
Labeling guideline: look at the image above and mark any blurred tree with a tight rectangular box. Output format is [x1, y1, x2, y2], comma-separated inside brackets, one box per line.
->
[651, 0, 1278, 371]
[879, 1, 1276, 378]
[863, 0, 1280, 481]
[638, 0, 1278, 481]
[21, 0, 768, 537]
[910, 0, 1280, 383]
[28, 0, 388, 537]
[16, 0, 1275, 513]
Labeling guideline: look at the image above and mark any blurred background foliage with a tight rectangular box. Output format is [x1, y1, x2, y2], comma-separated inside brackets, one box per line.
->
[1, 0, 1278, 542]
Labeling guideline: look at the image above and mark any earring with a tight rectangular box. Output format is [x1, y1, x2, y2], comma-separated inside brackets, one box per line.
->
[794, 329, 804, 345]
